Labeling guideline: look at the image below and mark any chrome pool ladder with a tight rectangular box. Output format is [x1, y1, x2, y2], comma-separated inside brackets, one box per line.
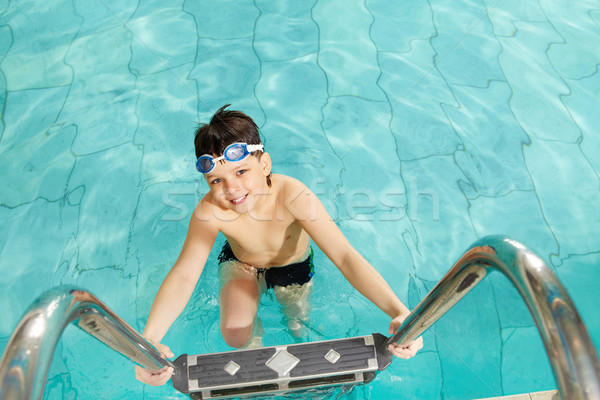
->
[1, 235, 599, 399]
[384, 235, 600, 399]
[0, 287, 173, 399]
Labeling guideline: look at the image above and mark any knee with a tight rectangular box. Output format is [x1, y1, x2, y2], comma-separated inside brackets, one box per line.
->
[221, 320, 254, 348]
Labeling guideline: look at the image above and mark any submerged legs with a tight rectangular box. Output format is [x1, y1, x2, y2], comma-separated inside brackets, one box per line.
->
[273, 281, 314, 337]
[218, 262, 261, 349]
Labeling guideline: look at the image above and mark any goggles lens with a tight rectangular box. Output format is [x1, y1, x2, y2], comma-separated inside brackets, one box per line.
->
[195, 142, 263, 173]
[225, 144, 246, 160]
[197, 156, 215, 173]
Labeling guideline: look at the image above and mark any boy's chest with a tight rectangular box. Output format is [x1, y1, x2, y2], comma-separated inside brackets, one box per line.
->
[219, 211, 306, 264]
[223, 213, 300, 247]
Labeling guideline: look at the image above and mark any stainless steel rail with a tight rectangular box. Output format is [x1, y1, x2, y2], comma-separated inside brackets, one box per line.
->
[1, 236, 599, 400]
[384, 235, 600, 400]
[0, 286, 173, 400]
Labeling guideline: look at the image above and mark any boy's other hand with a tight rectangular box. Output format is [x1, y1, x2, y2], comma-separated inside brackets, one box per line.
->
[387, 314, 424, 359]
[135, 365, 174, 386]
[134, 342, 175, 386]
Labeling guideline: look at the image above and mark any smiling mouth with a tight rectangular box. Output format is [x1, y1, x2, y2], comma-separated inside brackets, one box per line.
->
[230, 194, 248, 205]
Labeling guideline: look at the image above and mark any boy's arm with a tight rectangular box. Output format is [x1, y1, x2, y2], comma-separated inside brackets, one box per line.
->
[285, 179, 410, 320]
[142, 203, 218, 344]
[286, 179, 423, 358]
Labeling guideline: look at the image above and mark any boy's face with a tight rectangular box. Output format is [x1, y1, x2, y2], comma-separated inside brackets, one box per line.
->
[204, 153, 272, 214]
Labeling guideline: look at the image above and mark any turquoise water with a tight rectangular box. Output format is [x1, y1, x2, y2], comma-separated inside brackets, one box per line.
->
[1, 0, 599, 399]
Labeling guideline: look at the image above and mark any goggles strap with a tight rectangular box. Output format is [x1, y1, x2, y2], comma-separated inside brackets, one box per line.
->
[245, 144, 264, 153]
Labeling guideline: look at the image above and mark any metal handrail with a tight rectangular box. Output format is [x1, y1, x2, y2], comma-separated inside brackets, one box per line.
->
[0, 286, 173, 400]
[383, 235, 600, 400]
[1, 237, 599, 399]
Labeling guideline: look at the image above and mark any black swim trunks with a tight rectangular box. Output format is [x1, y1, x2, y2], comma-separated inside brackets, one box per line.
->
[217, 241, 315, 289]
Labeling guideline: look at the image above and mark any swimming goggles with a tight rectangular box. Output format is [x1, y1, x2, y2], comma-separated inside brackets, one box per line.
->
[196, 142, 264, 174]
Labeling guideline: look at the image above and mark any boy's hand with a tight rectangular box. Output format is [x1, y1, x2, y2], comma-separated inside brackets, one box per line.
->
[387, 314, 424, 359]
[134, 342, 175, 386]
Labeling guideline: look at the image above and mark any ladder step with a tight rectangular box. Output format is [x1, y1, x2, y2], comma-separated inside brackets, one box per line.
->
[171, 334, 390, 399]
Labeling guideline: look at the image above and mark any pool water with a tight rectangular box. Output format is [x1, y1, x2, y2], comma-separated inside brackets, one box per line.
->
[1, 0, 599, 399]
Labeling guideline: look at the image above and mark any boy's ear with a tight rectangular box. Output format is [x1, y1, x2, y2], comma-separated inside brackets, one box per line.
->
[260, 152, 272, 176]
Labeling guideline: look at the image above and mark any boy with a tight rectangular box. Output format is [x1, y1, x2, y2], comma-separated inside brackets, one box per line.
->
[136, 105, 423, 385]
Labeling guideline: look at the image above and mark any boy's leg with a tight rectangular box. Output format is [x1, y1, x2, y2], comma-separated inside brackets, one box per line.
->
[219, 261, 261, 348]
[273, 281, 313, 337]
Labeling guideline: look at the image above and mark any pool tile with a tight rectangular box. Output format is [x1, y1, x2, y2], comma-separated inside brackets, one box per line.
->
[256, 55, 338, 185]
[338, 216, 414, 302]
[562, 71, 600, 176]
[554, 252, 600, 351]
[133, 66, 198, 182]
[128, 182, 201, 311]
[367, 0, 435, 53]
[436, 278, 503, 399]
[0, 0, 78, 91]
[254, 1, 318, 61]
[64, 26, 139, 154]
[429, 0, 505, 87]
[0, 198, 76, 331]
[128, 1, 196, 75]
[400, 155, 477, 280]
[523, 139, 600, 259]
[489, 272, 537, 329]
[446, 81, 533, 197]
[501, 326, 554, 395]
[321, 96, 402, 191]
[184, 0, 259, 39]
[378, 44, 462, 159]
[64, 143, 143, 270]
[497, 22, 580, 142]
[467, 190, 557, 259]
[482, 0, 546, 36]
[0, 87, 74, 205]
[543, 0, 600, 79]
[72, 0, 138, 36]
[371, 351, 443, 399]
[0, 24, 12, 60]
[189, 37, 260, 113]
[313, 0, 385, 100]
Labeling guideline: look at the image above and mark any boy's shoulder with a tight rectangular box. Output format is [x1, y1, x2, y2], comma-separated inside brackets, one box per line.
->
[271, 174, 318, 217]
[272, 172, 302, 186]
[192, 191, 221, 223]
[272, 173, 310, 197]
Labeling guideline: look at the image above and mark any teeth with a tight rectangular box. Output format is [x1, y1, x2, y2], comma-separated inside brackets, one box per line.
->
[231, 194, 246, 204]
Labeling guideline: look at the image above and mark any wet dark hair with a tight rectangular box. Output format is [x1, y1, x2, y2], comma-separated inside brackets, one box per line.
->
[194, 104, 271, 186]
